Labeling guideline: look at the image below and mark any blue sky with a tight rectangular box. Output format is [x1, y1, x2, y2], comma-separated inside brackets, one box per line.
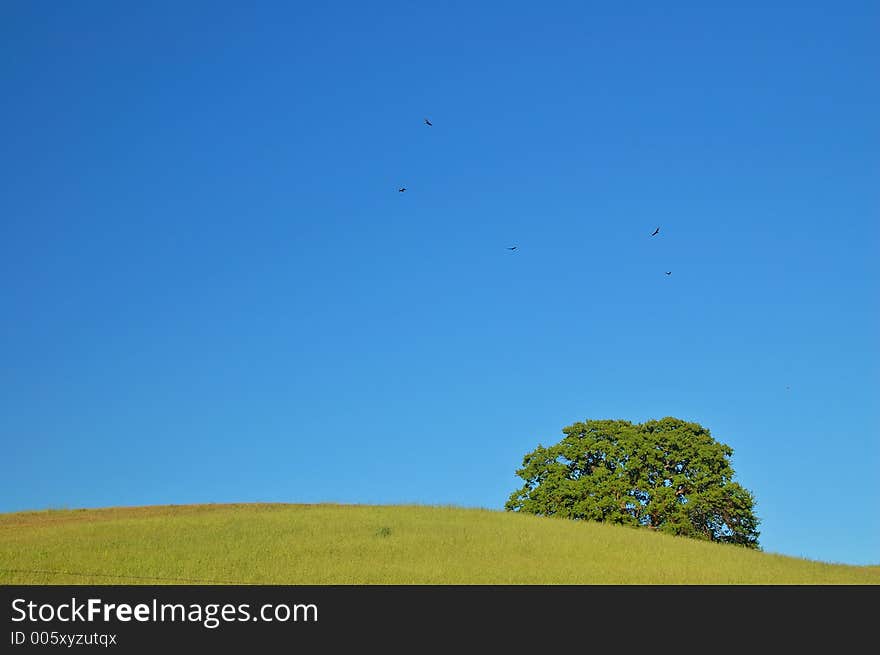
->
[1, 1, 877, 566]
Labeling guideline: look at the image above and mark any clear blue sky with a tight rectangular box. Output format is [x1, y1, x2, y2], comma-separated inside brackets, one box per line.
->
[1, 1, 877, 566]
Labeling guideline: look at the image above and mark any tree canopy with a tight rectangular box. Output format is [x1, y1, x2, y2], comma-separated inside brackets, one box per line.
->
[505, 417, 760, 548]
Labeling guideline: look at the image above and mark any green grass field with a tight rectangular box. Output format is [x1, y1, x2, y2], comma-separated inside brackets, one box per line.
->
[0, 503, 877, 584]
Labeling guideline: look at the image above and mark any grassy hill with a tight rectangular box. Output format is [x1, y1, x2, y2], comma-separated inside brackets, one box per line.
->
[1, 503, 877, 584]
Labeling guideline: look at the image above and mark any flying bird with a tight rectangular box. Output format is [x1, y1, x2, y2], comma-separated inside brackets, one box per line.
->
[424, 118, 433, 126]
[398, 187, 406, 193]
[651, 227, 660, 236]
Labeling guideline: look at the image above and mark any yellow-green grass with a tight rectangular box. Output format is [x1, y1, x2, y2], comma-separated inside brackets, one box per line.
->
[0, 503, 877, 584]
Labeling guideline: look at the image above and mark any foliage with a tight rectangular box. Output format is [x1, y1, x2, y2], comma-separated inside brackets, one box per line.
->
[505, 417, 760, 548]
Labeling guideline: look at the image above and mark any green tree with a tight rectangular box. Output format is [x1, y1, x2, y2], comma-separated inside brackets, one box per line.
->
[505, 417, 760, 548]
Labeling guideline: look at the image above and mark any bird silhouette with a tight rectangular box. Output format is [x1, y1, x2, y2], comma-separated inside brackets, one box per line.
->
[665, 271, 672, 275]
[507, 246, 518, 251]
[651, 227, 660, 236]
[398, 187, 406, 193]
[424, 118, 432, 126]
